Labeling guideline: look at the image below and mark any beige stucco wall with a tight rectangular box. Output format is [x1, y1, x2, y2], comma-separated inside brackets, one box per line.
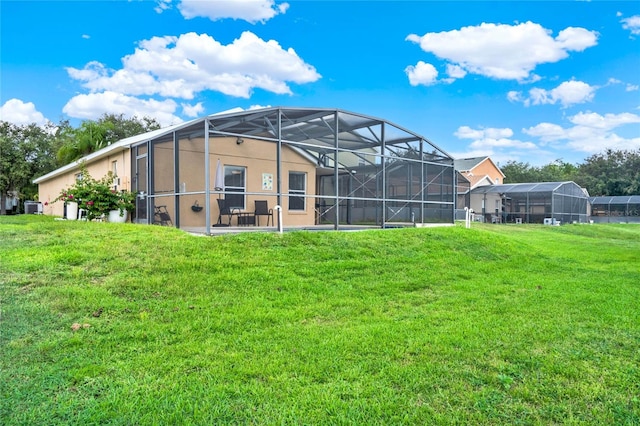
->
[38, 149, 131, 217]
[39, 135, 316, 227]
[149, 135, 317, 227]
[219, 136, 316, 227]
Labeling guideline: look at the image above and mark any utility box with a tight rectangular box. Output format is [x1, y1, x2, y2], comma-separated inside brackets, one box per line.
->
[24, 201, 42, 214]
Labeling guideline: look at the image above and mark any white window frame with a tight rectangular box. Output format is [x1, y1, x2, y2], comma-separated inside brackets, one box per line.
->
[224, 165, 246, 210]
[112, 160, 120, 188]
[288, 171, 306, 211]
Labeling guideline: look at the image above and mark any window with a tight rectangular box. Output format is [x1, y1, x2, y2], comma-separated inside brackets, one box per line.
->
[289, 172, 306, 211]
[224, 166, 246, 209]
[111, 161, 120, 188]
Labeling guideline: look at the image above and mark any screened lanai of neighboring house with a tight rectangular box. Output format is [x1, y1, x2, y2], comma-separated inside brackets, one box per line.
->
[131, 107, 455, 233]
[589, 195, 640, 223]
[469, 181, 589, 224]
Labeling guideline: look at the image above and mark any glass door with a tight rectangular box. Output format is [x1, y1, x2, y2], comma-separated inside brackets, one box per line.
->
[134, 145, 148, 223]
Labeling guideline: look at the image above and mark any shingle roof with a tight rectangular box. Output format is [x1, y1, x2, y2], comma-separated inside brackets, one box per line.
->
[454, 156, 488, 171]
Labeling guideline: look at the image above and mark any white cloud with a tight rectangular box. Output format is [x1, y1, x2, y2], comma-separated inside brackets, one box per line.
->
[454, 126, 484, 140]
[524, 111, 640, 153]
[621, 15, 640, 35]
[486, 128, 514, 139]
[569, 111, 640, 129]
[603, 78, 638, 92]
[0, 99, 49, 126]
[62, 91, 183, 126]
[547, 81, 596, 107]
[178, 0, 289, 23]
[455, 126, 535, 151]
[406, 21, 597, 82]
[248, 104, 271, 110]
[446, 64, 466, 79]
[181, 102, 204, 117]
[509, 80, 596, 108]
[469, 138, 536, 150]
[452, 126, 542, 163]
[455, 126, 513, 140]
[67, 31, 320, 100]
[405, 61, 438, 86]
[507, 91, 523, 103]
[155, 0, 172, 14]
[521, 122, 566, 142]
[554, 27, 598, 51]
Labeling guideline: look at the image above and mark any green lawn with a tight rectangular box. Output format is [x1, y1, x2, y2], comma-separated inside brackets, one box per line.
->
[1, 216, 638, 425]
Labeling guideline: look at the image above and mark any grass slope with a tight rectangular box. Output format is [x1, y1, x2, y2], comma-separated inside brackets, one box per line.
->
[1, 216, 639, 425]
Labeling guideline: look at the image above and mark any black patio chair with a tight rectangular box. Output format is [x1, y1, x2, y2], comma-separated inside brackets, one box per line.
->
[217, 198, 239, 226]
[154, 205, 173, 226]
[254, 200, 274, 226]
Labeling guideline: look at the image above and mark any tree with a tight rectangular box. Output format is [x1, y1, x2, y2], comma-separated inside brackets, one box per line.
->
[56, 114, 162, 165]
[0, 122, 58, 214]
[538, 160, 579, 182]
[98, 113, 161, 144]
[56, 120, 115, 165]
[502, 150, 640, 196]
[575, 149, 640, 196]
[501, 161, 542, 183]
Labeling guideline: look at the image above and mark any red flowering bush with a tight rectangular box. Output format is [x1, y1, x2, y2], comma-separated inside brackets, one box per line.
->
[53, 163, 135, 221]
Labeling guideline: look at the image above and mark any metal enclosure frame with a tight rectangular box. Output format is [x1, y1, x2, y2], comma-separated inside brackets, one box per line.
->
[589, 195, 640, 223]
[129, 107, 455, 233]
[470, 181, 589, 224]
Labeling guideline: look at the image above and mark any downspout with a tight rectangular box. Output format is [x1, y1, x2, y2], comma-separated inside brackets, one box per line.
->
[173, 130, 180, 228]
[420, 139, 425, 224]
[551, 191, 555, 224]
[276, 109, 282, 221]
[452, 163, 457, 221]
[333, 110, 339, 230]
[381, 122, 386, 228]
[204, 118, 211, 234]
[482, 192, 486, 221]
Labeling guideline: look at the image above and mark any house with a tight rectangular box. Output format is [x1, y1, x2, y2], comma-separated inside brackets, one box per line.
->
[454, 156, 504, 186]
[34, 107, 456, 232]
[469, 181, 589, 224]
[454, 156, 505, 215]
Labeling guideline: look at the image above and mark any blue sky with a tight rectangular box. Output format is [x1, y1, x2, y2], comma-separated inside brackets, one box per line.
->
[1, 1, 639, 166]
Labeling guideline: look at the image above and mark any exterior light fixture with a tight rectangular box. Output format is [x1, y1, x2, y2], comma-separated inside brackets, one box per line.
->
[236, 137, 244, 145]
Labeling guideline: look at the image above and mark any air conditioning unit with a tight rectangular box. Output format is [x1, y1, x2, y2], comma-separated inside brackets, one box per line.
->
[24, 201, 42, 214]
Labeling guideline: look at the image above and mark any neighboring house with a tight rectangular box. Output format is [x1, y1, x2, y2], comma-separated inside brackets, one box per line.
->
[454, 156, 504, 186]
[455, 172, 471, 211]
[469, 181, 589, 224]
[454, 156, 504, 214]
[34, 107, 456, 233]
